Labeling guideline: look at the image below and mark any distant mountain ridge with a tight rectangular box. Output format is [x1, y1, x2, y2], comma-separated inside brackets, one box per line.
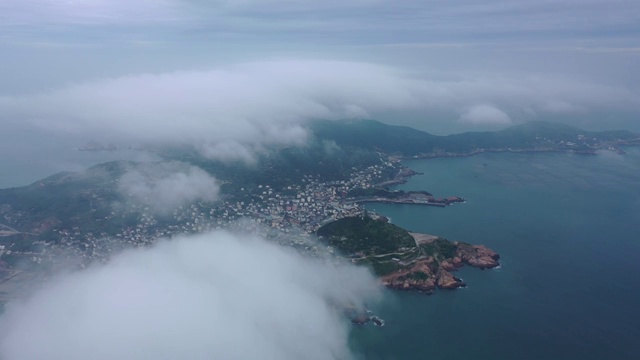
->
[310, 119, 639, 156]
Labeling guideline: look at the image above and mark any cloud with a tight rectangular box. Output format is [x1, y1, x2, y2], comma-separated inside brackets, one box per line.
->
[5, 0, 636, 36]
[0, 59, 638, 155]
[101, 1, 640, 46]
[0, 0, 185, 26]
[0, 231, 380, 360]
[117, 162, 219, 212]
[0, 60, 432, 159]
[198, 140, 260, 164]
[459, 104, 511, 125]
[2, 0, 640, 66]
[539, 100, 588, 114]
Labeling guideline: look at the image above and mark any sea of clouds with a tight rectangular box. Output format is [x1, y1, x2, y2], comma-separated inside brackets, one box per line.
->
[0, 231, 380, 360]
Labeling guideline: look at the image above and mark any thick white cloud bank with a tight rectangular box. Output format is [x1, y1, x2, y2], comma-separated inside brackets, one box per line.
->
[0, 60, 435, 160]
[0, 231, 380, 360]
[2, 59, 637, 159]
[117, 162, 220, 212]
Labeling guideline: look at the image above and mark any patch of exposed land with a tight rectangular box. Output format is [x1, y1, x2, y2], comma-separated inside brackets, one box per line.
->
[409, 232, 438, 244]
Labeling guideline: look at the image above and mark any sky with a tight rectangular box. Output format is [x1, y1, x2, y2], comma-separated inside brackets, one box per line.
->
[0, 1, 637, 177]
[0, 0, 638, 137]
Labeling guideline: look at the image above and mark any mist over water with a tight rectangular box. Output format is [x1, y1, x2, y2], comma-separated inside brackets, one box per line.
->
[0, 129, 158, 188]
[358, 148, 640, 359]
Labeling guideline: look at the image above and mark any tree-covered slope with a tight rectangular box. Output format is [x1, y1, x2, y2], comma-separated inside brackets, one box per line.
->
[316, 216, 415, 256]
[310, 119, 638, 155]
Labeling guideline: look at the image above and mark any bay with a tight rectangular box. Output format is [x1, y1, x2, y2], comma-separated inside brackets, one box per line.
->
[354, 149, 640, 359]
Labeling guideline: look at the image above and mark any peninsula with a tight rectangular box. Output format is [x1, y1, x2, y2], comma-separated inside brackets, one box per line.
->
[317, 216, 499, 293]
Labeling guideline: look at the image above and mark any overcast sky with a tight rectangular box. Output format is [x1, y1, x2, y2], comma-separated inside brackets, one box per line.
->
[2, 0, 639, 131]
[0, 0, 639, 179]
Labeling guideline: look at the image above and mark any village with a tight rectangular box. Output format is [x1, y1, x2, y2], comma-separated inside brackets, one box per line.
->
[5, 157, 421, 270]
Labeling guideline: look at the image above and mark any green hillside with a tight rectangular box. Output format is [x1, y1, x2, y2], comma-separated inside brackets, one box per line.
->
[310, 119, 638, 156]
[316, 216, 415, 256]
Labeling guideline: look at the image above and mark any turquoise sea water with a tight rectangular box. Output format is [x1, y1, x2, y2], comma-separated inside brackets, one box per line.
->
[353, 149, 640, 360]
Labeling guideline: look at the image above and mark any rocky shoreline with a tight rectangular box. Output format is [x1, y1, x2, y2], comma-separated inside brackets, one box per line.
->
[380, 240, 500, 294]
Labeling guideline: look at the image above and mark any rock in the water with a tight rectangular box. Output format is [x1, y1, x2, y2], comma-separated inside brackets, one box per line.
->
[351, 314, 371, 325]
[436, 270, 466, 289]
[456, 244, 500, 269]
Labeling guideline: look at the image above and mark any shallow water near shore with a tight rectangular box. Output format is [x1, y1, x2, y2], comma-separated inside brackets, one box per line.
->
[355, 148, 640, 360]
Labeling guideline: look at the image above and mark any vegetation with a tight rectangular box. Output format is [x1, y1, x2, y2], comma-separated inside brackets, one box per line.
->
[0, 140, 385, 242]
[0, 162, 130, 236]
[370, 260, 405, 276]
[420, 238, 458, 260]
[317, 216, 415, 255]
[405, 271, 429, 281]
[311, 119, 639, 156]
[159, 140, 382, 194]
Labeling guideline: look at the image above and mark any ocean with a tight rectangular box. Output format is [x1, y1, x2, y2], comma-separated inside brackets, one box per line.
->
[353, 149, 640, 359]
[0, 132, 158, 189]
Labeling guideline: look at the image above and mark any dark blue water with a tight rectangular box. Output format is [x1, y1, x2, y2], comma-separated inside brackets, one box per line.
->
[353, 149, 640, 360]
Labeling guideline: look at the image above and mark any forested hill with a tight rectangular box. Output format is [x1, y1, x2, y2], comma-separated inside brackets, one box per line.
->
[310, 119, 639, 156]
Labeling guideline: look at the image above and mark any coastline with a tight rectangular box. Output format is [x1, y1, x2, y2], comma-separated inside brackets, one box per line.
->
[399, 148, 571, 161]
[379, 231, 500, 294]
[353, 199, 447, 207]
[351, 148, 640, 360]
[393, 144, 640, 162]
[379, 145, 640, 192]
